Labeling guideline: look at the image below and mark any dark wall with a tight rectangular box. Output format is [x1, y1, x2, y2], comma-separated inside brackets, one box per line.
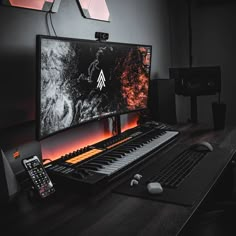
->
[0, 0, 173, 158]
[0, 0, 171, 130]
[0, 7, 44, 128]
[192, 1, 236, 125]
[169, 0, 236, 126]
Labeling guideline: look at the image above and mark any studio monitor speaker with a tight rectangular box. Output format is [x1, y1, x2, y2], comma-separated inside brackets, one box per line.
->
[0, 149, 19, 203]
[169, 66, 221, 96]
[149, 79, 177, 124]
[5, 141, 42, 182]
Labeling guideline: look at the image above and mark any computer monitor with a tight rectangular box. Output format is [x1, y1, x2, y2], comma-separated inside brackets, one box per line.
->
[36, 35, 152, 140]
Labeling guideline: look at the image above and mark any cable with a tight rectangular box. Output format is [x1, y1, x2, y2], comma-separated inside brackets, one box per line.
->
[187, 0, 193, 67]
[45, 11, 51, 36]
[111, 116, 121, 136]
[111, 117, 117, 136]
[167, 1, 174, 68]
[49, 12, 57, 37]
[45, 5, 58, 37]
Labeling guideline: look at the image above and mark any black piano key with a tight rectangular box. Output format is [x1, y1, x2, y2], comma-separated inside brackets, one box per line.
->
[118, 145, 137, 151]
[92, 159, 112, 165]
[100, 156, 118, 161]
[111, 150, 126, 155]
[92, 160, 111, 167]
[107, 153, 124, 159]
[127, 142, 144, 148]
[114, 147, 133, 153]
[81, 164, 100, 171]
[110, 151, 126, 158]
[87, 162, 104, 168]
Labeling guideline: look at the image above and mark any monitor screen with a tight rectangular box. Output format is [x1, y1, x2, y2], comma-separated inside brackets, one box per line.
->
[36, 35, 152, 140]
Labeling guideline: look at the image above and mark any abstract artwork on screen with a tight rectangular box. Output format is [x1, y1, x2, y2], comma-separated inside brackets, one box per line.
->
[38, 37, 151, 138]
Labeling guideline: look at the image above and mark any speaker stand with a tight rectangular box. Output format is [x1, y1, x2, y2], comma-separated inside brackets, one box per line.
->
[190, 96, 198, 123]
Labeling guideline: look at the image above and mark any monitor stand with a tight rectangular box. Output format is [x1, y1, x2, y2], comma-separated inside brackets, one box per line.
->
[112, 115, 121, 135]
[190, 96, 198, 123]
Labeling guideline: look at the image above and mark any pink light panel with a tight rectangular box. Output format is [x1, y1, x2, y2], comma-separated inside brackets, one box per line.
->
[79, 0, 110, 21]
[9, 0, 54, 10]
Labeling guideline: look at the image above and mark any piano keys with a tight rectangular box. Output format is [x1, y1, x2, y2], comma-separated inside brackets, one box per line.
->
[45, 125, 179, 187]
[83, 131, 178, 176]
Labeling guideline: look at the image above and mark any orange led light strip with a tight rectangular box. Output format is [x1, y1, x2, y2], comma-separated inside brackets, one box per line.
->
[65, 148, 103, 164]
[107, 137, 132, 149]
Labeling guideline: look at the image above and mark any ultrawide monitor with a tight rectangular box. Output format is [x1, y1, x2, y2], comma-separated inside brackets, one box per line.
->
[36, 35, 152, 139]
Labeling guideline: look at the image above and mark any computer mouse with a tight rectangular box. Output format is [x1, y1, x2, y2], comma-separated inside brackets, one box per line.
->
[191, 141, 214, 152]
[147, 182, 163, 195]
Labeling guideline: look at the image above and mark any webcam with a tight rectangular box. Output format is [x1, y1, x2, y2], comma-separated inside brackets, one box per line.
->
[95, 32, 109, 41]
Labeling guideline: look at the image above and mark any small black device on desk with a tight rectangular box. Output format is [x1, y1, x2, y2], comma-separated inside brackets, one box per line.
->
[22, 155, 55, 198]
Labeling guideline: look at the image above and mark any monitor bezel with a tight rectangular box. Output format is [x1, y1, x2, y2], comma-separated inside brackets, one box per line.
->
[36, 35, 152, 140]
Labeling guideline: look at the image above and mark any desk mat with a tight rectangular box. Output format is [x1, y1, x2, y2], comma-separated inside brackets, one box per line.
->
[114, 144, 233, 206]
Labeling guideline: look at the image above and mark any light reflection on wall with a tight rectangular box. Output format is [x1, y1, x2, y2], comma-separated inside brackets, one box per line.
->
[41, 113, 139, 162]
[121, 113, 139, 133]
[41, 119, 111, 161]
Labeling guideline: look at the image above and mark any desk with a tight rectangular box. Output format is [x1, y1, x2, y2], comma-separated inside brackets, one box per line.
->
[1, 124, 236, 236]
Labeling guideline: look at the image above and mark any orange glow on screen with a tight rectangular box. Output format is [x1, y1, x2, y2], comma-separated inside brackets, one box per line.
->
[42, 116, 139, 162]
[42, 132, 112, 162]
[121, 115, 139, 133]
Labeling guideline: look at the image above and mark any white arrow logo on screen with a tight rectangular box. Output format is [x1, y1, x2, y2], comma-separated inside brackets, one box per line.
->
[97, 69, 106, 90]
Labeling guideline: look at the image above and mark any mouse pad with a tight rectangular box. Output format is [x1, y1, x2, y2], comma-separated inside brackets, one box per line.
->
[114, 144, 233, 206]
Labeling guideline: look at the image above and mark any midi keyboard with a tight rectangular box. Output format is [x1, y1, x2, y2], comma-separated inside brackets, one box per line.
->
[45, 125, 179, 189]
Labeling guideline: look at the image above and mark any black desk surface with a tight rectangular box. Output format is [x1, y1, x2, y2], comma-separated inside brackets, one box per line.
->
[1, 123, 236, 236]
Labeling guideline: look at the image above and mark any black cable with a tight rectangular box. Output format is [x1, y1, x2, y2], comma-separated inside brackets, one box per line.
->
[45, 11, 51, 36]
[167, 1, 174, 68]
[45, 3, 57, 37]
[218, 92, 221, 104]
[49, 12, 57, 37]
[187, 0, 193, 67]
[111, 117, 116, 135]
[111, 116, 121, 136]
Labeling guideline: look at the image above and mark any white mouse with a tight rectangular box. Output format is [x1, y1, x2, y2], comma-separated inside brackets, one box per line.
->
[191, 141, 213, 152]
[147, 182, 163, 195]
